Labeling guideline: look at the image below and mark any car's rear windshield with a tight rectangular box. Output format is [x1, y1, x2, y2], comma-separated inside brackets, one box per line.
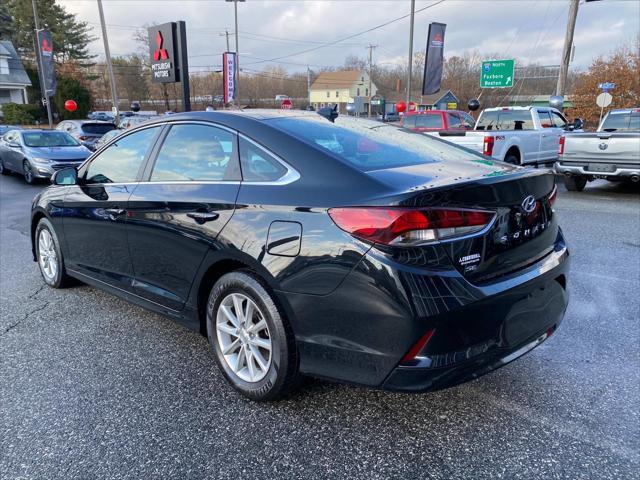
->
[81, 123, 116, 135]
[476, 110, 534, 131]
[601, 111, 640, 132]
[22, 131, 79, 147]
[268, 116, 483, 171]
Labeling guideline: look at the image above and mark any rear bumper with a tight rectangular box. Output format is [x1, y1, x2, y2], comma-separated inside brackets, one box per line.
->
[555, 161, 640, 179]
[285, 231, 569, 390]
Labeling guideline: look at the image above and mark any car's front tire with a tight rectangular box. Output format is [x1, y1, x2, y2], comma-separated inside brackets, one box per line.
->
[206, 270, 300, 401]
[0, 159, 9, 175]
[35, 218, 73, 288]
[23, 160, 35, 184]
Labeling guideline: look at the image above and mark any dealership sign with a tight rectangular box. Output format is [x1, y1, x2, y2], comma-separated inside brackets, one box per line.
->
[148, 23, 178, 83]
[223, 52, 237, 104]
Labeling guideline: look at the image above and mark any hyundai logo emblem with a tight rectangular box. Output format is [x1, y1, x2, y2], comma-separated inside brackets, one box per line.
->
[521, 195, 536, 213]
[598, 142, 608, 151]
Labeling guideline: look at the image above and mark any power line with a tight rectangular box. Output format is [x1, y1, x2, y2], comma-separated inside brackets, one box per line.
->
[243, 0, 446, 66]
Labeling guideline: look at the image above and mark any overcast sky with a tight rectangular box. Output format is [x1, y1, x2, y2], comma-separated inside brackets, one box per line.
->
[59, 0, 639, 74]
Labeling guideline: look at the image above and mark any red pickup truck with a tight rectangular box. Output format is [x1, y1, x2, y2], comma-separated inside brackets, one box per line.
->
[401, 110, 476, 132]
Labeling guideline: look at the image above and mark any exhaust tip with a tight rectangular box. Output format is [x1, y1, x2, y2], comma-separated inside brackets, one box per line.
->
[630, 175, 639, 183]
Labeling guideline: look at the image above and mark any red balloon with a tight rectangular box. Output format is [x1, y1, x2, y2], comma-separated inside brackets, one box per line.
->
[395, 101, 407, 113]
[64, 100, 77, 112]
[409, 102, 416, 111]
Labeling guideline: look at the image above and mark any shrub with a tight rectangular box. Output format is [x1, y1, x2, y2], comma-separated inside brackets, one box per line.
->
[1, 103, 40, 124]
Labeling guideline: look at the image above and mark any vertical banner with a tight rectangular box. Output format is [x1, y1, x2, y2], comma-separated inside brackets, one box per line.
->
[37, 29, 57, 96]
[223, 52, 236, 104]
[421, 22, 446, 95]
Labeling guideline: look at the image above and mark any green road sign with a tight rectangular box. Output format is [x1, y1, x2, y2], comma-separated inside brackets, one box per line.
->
[480, 59, 515, 88]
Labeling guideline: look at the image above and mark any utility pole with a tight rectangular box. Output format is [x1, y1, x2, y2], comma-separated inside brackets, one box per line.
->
[32, 0, 53, 128]
[96, 0, 119, 123]
[367, 44, 377, 117]
[406, 0, 415, 107]
[307, 66, 311, 108]
[220, 29, 231, 52]
[556, 0, 579, 97]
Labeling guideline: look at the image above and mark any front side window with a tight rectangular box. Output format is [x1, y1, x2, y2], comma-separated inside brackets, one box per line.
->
[460, 113, 476, 129]
[150, 124, 239, 181]
[239, 138, 287, 182]
[551, 111, 568, 129]
[538, 110, 553, 128]
[85, 126, 160, 184]
[402, 115, 417, 128]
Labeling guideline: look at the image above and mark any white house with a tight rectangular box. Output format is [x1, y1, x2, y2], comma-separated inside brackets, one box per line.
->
[0, 41, 32, 117]
[309, 70, 378, 114]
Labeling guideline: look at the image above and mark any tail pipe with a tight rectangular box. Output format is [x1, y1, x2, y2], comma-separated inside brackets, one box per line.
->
[631, 175, 639, 183]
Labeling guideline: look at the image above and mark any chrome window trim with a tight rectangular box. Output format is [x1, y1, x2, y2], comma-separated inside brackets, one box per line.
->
[238, 133, 300, 186]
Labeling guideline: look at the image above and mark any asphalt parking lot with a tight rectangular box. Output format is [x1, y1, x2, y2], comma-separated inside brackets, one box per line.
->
[1, 173, 638, 480]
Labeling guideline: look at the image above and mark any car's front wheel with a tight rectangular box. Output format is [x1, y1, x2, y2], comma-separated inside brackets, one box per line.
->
[0, 158, 9, 175]
[23, 160, 35, 184]
[36, 218, 73, 288]
[206, 271, 300, 401]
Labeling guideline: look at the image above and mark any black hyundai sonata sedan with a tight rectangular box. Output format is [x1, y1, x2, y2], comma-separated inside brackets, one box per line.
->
[30, 110, 569, 400]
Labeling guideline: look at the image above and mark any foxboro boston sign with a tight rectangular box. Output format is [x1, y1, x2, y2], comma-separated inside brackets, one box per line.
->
[148, 21, 191, 111]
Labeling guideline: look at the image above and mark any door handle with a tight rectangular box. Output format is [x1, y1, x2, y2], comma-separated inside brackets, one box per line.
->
[104, 208, 126, 220]
[187, 211, 219, 223]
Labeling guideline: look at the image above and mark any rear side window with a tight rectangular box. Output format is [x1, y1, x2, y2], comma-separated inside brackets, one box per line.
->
[415, 114, 444, 129]
[601, 111, 640, 132]
[150, 124, 239, 181]
[239, 138, 287, 182]
[85, 127, 160, 184]
[82, 124, 116, 135]
[476, 110, 534, 131]
[538, 111, 553, 128]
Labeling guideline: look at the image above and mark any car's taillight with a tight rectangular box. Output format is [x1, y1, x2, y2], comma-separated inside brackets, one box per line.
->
[558, 135, 565, 155]
[483, 135, 494, 156]
[328, 207, 496, 246]
[400, 329, 435, 365]
[548, 184, 558, 207]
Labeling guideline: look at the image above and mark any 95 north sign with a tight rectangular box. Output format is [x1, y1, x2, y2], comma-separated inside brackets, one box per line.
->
[480, 59, 515, 88]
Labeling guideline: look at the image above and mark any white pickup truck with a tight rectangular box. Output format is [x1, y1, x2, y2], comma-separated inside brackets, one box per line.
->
[428, 106, 575, 165]
[555, 108, 640, 191]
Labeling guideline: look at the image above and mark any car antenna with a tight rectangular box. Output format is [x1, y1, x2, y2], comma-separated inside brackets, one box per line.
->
[318, 104, 339, 123]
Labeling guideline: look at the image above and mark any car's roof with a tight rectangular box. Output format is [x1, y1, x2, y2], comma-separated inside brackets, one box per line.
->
[65, 119, 115, 124]
[404, 110, 467, 116]
[145, 109, 324, 124]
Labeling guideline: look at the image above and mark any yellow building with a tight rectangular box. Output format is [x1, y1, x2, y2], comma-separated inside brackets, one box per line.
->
[309, 70, 378, 114]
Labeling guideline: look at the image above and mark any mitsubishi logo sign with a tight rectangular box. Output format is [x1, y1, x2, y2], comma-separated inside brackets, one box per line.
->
[153, 31, 169, 61]
[148, 23, 178, 83]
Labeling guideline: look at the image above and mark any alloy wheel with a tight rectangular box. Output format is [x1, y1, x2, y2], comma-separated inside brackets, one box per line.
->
[216, 292, 272, 383]
[38, 229, 58, 281]
[23, 161, 33, 183]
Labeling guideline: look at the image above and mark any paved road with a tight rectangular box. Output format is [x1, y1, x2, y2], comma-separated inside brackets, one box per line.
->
[1, 173, 638, 480]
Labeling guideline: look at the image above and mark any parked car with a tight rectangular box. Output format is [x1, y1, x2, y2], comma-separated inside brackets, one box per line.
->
[93, 128, 123, 152]
[56, 120, 117, 151]
[0, 125, 19, 136]
[0, 129, 91, 183]
[87, 111, 115, 122]
[402, 110, 475, 132]
[117, 115, 157, 129]
[30, 110, 568, 401]
[426, 106, 578, 165]
[555, 108, 640, 191]
[377, 112, 400, 122]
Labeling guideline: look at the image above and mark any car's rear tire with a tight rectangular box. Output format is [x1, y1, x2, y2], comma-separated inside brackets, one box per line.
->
[35, 218, 73, 288]
[563, 175, 587, 192]
[504, 152, 520, 165]
[206, 270, 300, 401]
[23, 160, 35, 184]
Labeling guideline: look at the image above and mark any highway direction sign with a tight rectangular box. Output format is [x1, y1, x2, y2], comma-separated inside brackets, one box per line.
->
[480, 59, 515, 88]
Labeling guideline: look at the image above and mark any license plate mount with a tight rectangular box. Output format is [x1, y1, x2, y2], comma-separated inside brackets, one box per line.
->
[587, 163, 615, 173]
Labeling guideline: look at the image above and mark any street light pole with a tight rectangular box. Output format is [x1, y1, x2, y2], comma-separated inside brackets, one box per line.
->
[226, 0, 245, 109]
[96, 0, 119, 123]
[367, 44, 377, 117]
[406, 0, 415, 107]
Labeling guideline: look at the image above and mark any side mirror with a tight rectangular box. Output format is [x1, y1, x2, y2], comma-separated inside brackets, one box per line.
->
[573, 118, 584, 130]
[51, 167, 78, 185]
